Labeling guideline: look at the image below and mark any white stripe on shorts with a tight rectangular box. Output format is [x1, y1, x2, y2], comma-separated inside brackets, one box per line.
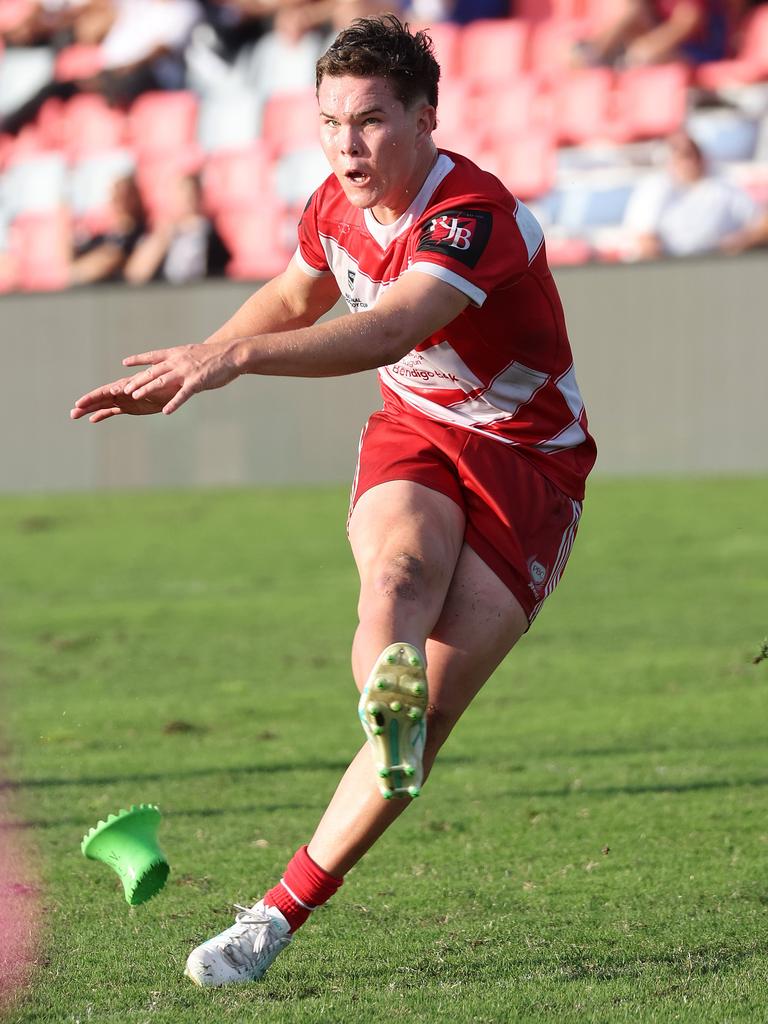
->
[529, 498, 582, 623]
[346, 420, 370, 532]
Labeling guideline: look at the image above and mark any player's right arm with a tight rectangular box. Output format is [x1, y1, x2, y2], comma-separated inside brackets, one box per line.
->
[203, 257, 341, 346]
[71, 259, 340, 422]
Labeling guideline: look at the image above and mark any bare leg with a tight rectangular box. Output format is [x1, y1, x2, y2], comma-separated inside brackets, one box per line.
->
[308, 542, 528, 876]
[347, 480, 466, 685]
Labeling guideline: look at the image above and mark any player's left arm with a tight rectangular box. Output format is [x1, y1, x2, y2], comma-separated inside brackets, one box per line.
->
[103, 272, 470, 415]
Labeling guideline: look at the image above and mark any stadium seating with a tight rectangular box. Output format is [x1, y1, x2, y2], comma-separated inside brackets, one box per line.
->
[129, 91, 199, 158]
[432, 80, 480, 155]
[261, 91, 320, 157]
[202, 145, 273, 214]
[458, 19, 530, 83]
[419, 22, 461, 79]
[553, 67, 618, 145]
[616, 64, 689, 141]
[479, 132, 557, 199]
[61, 95, 127, 158]
[696, 6, 768, 89]
[0, 10, 765, 290]
[473, 76, 542, 143]
[8, 210, 71, 291]
[135, 146, 204, 224]
[217, 207, 296, 281]
[197, 91, 262, 152]
[2, 152, 68, 216]
[68, 149, 136, 233]
[528, 18, 583, 81]
[54, 44, 104, 83]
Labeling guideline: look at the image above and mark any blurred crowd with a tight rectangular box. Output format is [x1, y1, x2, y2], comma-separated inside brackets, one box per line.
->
[0, 0, 767, 290]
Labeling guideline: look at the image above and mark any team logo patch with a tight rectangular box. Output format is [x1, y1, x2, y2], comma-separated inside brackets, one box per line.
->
[347, 269, 356, 289]
[416, 208, 492, 269]
[529, 559, 547, 586]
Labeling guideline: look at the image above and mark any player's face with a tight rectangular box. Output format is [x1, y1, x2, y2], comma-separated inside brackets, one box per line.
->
[317, 74, 436, 224]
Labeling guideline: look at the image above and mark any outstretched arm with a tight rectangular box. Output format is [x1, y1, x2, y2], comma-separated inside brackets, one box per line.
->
[71, 257, 341, 422]
[72, 267, 469, 421]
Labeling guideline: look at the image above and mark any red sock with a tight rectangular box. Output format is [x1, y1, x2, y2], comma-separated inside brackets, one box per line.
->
[263, 845, 343, 932]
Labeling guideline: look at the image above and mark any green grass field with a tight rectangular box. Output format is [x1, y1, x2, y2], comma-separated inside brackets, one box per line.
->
[1, 478, 767, 1024]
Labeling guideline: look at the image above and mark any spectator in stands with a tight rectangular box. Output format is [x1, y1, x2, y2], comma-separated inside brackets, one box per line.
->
[622, 130, 768, 259]
[124, 173, 230, 284]
[1, 1, 88, 47]
[2, 0, 202, 133]
[574, 0, 743, 68]
[405, 0, 507, 25]
[69, 173, 147, 284]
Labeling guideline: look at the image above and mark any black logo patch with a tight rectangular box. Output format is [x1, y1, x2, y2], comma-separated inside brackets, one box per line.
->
[416, 208, 492, 269]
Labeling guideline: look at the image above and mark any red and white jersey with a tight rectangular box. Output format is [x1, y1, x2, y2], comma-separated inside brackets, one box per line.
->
[295, 150, 596, 499]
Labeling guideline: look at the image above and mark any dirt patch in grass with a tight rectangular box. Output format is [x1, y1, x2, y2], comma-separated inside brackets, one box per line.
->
[0, 793, 40, 1016]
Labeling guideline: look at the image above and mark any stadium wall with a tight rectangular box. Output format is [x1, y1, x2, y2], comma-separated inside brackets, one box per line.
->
[3, 253, 766, 493]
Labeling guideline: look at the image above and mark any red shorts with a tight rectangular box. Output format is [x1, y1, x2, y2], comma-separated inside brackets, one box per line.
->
[349, 404, 583, 625]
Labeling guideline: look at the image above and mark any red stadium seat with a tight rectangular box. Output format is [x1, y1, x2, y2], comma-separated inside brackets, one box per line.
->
[528, 18, 584, 81]
[63, 95, 127, 157]
[217, 207, 296, 281]
[35, 97, 67, 150]
[432, 80, 476, 152]
[545, 235, 592, 265]
[616, 63, 689, 141]
[421, 22, 461, 78]
[261, 91, 320, 157]
[696, 7, 768, 88]
[473, 76, 542, 143]
[479, 131, 557, 199]
[135, 146, 204, 224]
[0, 251, 17, 294]
[458, 19, 530, 84]
[129, 91, 199, 157]
[9, 210, 71, 292]
[514, 0, 555, 21]
[54, 44, 104, 82]
[0, 0, 34, 33]
[552, 67, 620, 144]
[202, 145, 273, 214]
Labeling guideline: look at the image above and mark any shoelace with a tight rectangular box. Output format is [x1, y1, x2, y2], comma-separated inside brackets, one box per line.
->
[219, 905, 279, 967]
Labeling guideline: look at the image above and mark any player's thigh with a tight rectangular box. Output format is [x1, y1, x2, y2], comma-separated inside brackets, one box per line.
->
[348, 480, 466, 598]
[424, 543, 528, 745]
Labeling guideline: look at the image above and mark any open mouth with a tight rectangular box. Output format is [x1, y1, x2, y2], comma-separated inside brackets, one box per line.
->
[346, 170, 370, 185]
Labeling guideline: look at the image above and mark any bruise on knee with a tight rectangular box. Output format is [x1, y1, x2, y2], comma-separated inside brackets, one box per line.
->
[374, 551, 425, 602]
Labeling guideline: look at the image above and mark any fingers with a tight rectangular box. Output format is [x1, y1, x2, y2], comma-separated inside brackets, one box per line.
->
[162, 382, 198, 415]
[123, 362, 173, 398]
[73, 378, 131, 411]
[88, 407, 123, 423]
[123, 349, 168, 368]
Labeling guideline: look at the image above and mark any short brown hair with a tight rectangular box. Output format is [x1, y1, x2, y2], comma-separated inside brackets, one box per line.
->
[316, 14, 440, 110]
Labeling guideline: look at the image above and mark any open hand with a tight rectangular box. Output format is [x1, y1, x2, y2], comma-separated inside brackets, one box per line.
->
[70, 375, 179, 423]
[71, 340, 242, 423]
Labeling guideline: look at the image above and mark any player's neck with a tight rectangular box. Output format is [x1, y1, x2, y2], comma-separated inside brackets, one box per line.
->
[370, 145, 439, 226]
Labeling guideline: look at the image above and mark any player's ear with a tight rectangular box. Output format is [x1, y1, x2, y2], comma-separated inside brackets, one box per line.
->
[415, 102, 437, 141]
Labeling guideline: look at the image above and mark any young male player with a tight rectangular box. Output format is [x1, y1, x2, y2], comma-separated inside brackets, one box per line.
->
[72, 15, 597, 987]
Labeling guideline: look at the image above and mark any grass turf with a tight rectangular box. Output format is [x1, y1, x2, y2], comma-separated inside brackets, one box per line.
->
[1, 478, 767, 1023]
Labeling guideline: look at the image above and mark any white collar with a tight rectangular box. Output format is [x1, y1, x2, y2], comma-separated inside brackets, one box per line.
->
[363, 152, 455, 250]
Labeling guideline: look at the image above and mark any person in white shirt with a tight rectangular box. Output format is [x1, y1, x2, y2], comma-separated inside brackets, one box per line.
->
[623, 131, 768, 259]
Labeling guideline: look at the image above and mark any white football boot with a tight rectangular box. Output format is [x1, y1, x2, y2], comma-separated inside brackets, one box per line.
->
[184, 899, 292, 987]
[358, 642, 428, 799]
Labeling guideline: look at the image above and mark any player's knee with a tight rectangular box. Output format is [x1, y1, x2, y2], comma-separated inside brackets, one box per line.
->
[365, 550, 429, 605]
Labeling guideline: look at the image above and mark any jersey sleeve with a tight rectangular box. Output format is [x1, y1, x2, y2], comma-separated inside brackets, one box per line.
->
[408, 199, 541, 307]
[294, 189, 332, 278]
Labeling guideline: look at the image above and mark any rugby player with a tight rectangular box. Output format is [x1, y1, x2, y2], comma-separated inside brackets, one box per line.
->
[71, 14, 597, 987]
